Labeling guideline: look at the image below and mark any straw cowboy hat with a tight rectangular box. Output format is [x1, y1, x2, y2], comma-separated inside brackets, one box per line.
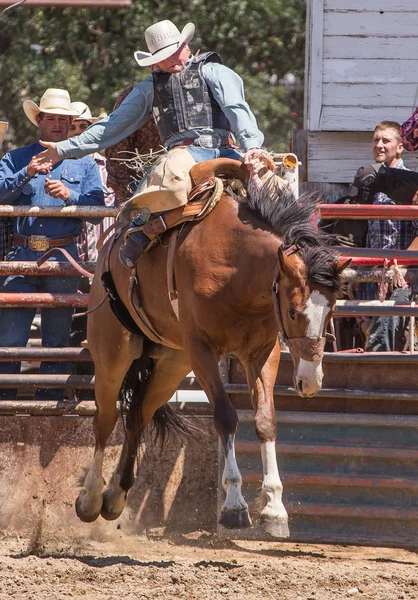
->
[134, 20, 195, 68]
[71, 102, 107, 123]
[23, 88, 79, 126]
[0, 121, 8, 145]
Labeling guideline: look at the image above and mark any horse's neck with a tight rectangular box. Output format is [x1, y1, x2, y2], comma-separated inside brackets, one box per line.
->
[207, 201, 282, 298]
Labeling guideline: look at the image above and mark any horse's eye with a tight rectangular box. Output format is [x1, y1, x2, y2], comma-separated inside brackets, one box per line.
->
[289, 308, 296, 320]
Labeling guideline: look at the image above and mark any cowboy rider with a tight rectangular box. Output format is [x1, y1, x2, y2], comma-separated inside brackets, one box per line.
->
[34, 19, 268, 268]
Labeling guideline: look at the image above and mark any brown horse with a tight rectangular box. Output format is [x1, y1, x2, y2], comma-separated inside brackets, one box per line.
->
[77, 159, 345, 537]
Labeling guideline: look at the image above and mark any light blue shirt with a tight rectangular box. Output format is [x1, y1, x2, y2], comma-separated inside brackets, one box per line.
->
[56, 62, 264, 159]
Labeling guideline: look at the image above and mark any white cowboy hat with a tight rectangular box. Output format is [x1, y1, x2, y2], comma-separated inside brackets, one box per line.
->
[23, 88, 79, 126]
[134, 20, 195, 68]
[0, 121, 8, 145]
[71, 102, 106, 123]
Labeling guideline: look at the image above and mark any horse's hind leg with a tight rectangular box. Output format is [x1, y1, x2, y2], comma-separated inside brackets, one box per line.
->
[101, 345, 191, 521]
[186, 339, 251, 530]
[241, 339, 289, 538]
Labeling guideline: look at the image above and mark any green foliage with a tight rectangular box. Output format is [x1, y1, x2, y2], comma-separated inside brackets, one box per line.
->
[0, 0, 305, 151]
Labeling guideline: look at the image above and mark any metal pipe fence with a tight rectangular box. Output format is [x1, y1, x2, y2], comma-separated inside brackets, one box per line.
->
[319, 204, 418, 220]
[1, 201, 418, 398]
[0, 261, 95, 276]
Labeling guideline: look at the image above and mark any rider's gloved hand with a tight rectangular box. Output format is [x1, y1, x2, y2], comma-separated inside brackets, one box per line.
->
[334, 234, 357, 248]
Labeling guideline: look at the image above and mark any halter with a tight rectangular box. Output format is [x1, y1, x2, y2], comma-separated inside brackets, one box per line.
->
[272, 244, 335, 362]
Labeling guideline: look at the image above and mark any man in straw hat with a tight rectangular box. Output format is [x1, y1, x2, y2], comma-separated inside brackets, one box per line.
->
[35, 20, 268, 268]
[0, 88, 105, 401]
[69, 101, 107, 137]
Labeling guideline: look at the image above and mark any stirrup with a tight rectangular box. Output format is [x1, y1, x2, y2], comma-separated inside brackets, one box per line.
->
[119, 232, 150, 269]
[124, 225, 146, 241]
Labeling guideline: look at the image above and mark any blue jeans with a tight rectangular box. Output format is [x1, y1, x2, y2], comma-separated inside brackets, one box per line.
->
[185, 146, 242, 163]
[365, 286, 410, 352]
[0, 271, 80, 400]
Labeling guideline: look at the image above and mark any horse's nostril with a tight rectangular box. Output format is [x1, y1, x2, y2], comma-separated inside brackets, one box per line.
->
[297, 380, 304, 393]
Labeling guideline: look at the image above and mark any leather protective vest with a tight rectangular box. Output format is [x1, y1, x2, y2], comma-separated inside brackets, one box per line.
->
[152, 52, 232, 144]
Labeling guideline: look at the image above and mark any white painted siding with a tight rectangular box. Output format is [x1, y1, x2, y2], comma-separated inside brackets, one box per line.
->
[306, 0, 418, 132]
[307, 132, 418, 183]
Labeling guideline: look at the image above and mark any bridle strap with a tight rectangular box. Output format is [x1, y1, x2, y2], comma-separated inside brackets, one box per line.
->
[272, 244, 334, 362]
[283, 244, 300, 257]
[285, 336, 326, 362]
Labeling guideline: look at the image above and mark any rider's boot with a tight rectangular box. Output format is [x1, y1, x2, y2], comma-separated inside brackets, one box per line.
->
[119, 229, 150, 269]
[119, 212, 152, 269]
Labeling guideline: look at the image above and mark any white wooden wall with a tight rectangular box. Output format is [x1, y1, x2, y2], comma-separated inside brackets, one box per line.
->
[306, 0, 418, 132]
[303, 0, 418, 185]
[306, 132, 418, 183]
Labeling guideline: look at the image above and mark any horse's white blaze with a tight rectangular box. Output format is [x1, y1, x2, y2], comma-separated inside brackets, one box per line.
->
[295, 290, 330, 395]
[260, 441, 288, 522]
[303, 290, 330, 337]
[221, 435, 248, 512]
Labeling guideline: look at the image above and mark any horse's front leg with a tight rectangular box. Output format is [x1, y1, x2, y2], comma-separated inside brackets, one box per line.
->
[101, 344, 192, 520]
[76, 286, 143, 523]
[241, 339, 289, 538]
[76, 352, 137, 522]
[186, 339, 251, 530]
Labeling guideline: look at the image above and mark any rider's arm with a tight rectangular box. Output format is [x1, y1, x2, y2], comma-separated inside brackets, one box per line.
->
[203, 62, 264, 152]
[55, 77, 155, 160]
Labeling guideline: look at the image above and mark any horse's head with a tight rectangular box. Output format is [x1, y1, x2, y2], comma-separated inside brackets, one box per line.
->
[273, 244, 349, 397]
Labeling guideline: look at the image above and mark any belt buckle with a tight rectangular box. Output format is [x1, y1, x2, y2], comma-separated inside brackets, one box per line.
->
[197, 132, 221, 149]
[28, 235, 49, 252]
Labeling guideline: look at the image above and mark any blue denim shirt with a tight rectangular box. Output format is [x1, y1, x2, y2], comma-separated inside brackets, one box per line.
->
[0, 142, 105, 241]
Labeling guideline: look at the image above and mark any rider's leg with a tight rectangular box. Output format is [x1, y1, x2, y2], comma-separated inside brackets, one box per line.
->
[119, 211, 153, 269]
[119, 148, 197, 269]
[119, 146, 241, 269]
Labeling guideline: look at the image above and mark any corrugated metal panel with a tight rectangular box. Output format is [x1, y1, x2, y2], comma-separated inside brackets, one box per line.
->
[219, 411, 418, 546]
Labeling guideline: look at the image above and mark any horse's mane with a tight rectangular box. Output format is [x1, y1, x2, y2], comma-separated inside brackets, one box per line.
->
[245, 177, 341, 290]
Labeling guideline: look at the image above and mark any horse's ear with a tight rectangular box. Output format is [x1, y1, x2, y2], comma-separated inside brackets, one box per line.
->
[336, 258, 352, 273]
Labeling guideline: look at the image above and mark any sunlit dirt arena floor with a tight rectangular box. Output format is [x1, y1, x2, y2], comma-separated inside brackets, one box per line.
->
[1, 531, 418, 600]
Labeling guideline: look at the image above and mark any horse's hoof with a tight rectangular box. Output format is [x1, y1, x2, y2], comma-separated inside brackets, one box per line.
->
[219, 508, 252, 530]
[75, 490, 102, 523]
[260, 515, 290, 538]
[100, 488, 126, 521]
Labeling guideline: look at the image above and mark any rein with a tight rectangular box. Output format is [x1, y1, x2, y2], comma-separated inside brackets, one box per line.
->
[36, 247, 106, 319]
[272, 244, 335, 362]
[37, 247, 95, 279]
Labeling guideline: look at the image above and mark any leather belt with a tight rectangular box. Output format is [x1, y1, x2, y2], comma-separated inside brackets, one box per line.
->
[11, 234, 77, 252]
[168, 134, 236, 151]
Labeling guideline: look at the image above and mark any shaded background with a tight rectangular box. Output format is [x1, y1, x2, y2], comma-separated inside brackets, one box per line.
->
[0, 0, 305, 151]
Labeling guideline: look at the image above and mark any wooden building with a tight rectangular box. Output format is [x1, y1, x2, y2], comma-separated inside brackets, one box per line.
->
[298, 0, 418, 191]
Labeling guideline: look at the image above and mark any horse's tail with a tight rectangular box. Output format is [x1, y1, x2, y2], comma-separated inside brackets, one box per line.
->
[119, 341, 199, 450]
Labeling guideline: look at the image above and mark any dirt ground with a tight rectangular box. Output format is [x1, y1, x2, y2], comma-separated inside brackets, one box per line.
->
[1, 531, 418, 600]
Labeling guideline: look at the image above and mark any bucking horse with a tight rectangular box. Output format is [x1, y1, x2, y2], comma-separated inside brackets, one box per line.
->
[77, 158, 347, 537]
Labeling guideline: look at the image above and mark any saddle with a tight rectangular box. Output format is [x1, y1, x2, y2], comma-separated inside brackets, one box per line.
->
[101, 159, 249, 344]
[119, 158, 250, 248]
